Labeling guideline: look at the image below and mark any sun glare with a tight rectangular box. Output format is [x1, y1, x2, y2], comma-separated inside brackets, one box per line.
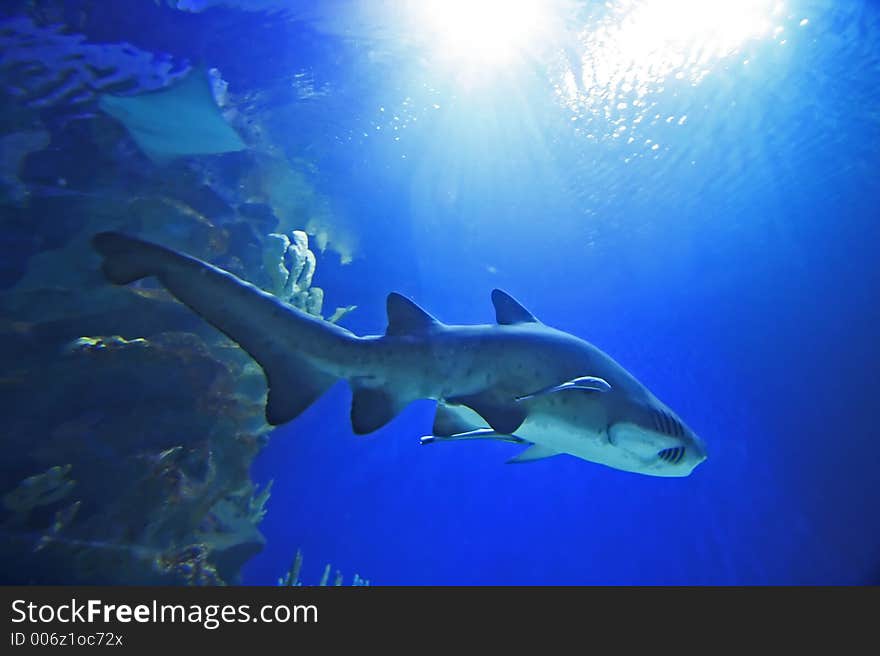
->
[394, 0, 794, 147]
[409, 0, 558, 73]
[553, 0, 790, 147]
[582, 0, 781, 89]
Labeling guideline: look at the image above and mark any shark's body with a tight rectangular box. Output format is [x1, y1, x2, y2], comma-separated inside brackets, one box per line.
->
[92, 232, 707, 477]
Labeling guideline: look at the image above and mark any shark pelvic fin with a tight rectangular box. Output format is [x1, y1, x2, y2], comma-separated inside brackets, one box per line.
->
[491, 289, 539, 325]
[447, 391, 527, 435]
[429, 403, 525, 445]
[385, 293, 441, 336]
[515, 375, 612, 402]
[432, 402, 485, 436]
[506, 444, 563, 464]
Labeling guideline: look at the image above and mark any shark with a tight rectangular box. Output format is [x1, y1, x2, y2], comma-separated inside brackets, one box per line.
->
[92, 232, 707, 477]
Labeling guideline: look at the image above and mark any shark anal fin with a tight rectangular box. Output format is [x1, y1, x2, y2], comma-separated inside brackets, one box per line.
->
[491, 289, 539, 325]
[506, 444, 562, 464]
[447, 392, 527, 435]
[350, 384, 408, 435]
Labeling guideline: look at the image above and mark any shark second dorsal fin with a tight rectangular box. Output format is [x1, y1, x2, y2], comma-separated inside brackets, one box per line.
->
[491, 289, 539, 325]
[385, 293, 440, 336]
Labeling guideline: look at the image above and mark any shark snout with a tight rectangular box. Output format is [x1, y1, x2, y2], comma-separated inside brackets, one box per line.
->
[608, 416, 707, 477]
[689, 434, 708, 464]
[658, 435, 707, 471]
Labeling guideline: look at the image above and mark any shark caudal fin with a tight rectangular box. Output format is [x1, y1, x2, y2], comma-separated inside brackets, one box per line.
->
[93, 231, 167, 284]
[92, 232, 339, 426]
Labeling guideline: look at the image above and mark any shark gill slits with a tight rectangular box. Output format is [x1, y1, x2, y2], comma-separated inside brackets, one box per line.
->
[666, 412, 678, 436]
[652, 410, 666, 434]
[670, 412, 683, 437]
[653, 409, 683, 437]
[657, 447, 685, 465]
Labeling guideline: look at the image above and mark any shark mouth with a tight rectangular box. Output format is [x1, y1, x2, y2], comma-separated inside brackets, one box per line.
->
[657, 446, 686, 465]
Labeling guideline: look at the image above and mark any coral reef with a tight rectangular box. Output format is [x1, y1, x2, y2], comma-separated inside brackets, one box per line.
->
[154, 544, 223, 586]
[3, 465, 75, 522]
[262, 229, 356, 323]
[0, 129, 50, 204]
[253, 157, 359, 266]
[0, 323, 271, 583]
[0, 16, 190, 108]
[155, 0, 281, 12]
[278, 548, 371, 587]
[0, 147, 353, 585]
[0, 0, 359, 586]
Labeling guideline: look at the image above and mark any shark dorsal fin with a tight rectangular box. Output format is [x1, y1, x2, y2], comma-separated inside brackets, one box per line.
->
[385, 293, 440, 336]
[491, 289, 539, 325]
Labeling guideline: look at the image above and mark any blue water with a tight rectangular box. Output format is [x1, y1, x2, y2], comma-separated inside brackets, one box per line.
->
[7, 0, 879, 584]
[238, 0, 880, 585]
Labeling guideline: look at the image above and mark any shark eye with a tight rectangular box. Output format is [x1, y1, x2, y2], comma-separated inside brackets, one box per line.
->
[657, 447, 686, 464]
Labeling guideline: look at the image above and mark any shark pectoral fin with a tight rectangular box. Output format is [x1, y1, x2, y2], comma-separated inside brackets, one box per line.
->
[447, 392, 527, 434]
[515, 375, 612, 401]
[506, 444, 563, 464]
[350, 384, 409, 435]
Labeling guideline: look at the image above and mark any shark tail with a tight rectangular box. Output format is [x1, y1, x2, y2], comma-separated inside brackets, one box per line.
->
[92, 231, 343, 426]
[93, 231, 165, 284]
